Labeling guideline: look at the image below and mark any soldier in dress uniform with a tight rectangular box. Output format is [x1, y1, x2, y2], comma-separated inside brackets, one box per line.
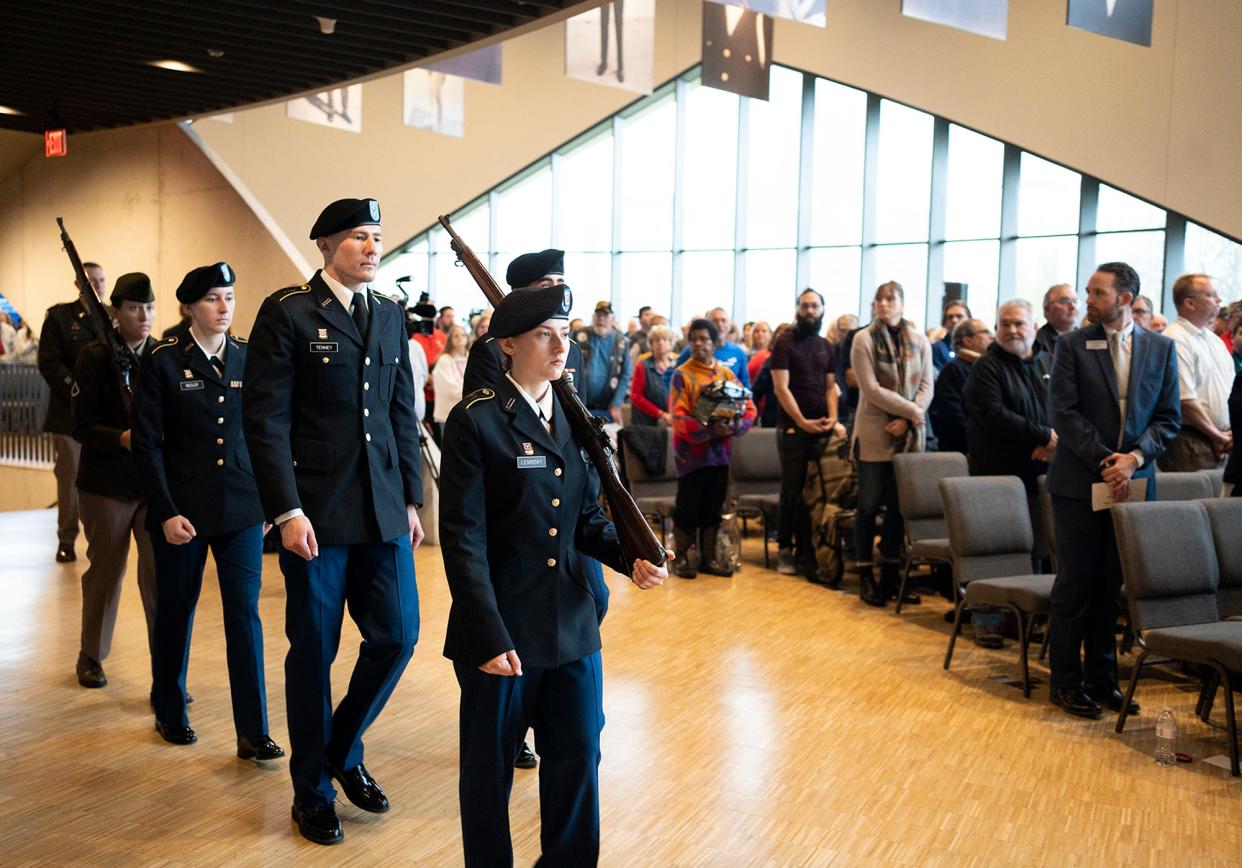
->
[243, 198, 424, 846]
[460, 248, 604, 772]
[37, 261, 105, 562]
[132, 263, 282, 759]
[70, 272, 158, 689]
[440, 284, 666, 867]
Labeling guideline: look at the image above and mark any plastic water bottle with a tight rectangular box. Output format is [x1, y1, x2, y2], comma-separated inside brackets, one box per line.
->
[1155, 707, 1177, 766]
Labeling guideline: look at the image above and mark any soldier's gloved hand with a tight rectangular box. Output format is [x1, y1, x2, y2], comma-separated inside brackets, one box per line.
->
[281, 515, 319, 561]
[162, 515, 196, 545]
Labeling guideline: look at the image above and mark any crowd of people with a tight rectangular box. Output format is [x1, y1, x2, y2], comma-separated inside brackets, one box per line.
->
[23, 193, 1242, 860]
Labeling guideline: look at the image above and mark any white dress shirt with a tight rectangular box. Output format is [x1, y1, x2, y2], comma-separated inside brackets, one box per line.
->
[1163, 316, 1234, 431]
[189, 325, 227, 370]
[506, 373, 554, 434]
[1103, 320, 1144, 466]
[320, 269, 368, 314]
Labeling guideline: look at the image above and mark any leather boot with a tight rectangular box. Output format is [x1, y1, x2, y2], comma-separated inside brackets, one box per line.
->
[882, 560, 920, 605]
[858, 564, 885, 607]
[698, 525, 733, 577]
[672, 526, 699, 579]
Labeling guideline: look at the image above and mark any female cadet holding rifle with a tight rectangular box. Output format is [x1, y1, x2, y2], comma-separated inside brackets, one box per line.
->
[132, 263, 282, 759]
[438, 284, 666, 867]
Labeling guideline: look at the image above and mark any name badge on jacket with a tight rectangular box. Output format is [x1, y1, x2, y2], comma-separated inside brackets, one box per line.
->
[517, 455, 547, 469]
[1085, 340, 1108, 350]
[180, 380, 204, 391]
[310, 341, 339, 353]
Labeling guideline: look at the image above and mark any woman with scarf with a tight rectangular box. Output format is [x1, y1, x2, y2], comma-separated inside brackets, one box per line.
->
[850, 281, 934, 607]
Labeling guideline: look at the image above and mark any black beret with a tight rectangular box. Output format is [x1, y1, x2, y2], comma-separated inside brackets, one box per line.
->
[505, 249, 564, 289]
[110, 272, 155, 306]
[176, 262, 235, 304]
[488, 284, 573, 338]
[309, 197, 381, 239]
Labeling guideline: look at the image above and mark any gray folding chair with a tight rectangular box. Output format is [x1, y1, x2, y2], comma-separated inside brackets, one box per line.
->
[892, 452, 968, 613]
[618, 428, 678, 531]
[941, 476, 1055, 698]
[1204, 467, 1226, 497]
[1205, 499, 1242, 620]
[731, 428, 781, 567]
[1111, 500, 1242, 776]
[1155, 470, 1214, 501]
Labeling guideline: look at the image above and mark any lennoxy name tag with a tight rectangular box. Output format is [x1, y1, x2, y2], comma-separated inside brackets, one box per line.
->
[1085, 340, 1108, 350]
[517, 455, 547, 469]
[179, 380, 204, 391]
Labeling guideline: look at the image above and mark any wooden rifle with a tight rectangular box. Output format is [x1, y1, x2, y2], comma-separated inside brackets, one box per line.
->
[437, 214, 667, 569]
[56, 218, 135, 414]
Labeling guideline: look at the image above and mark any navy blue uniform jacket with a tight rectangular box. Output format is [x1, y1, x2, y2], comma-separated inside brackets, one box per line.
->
[439, 375, 627, 669]
[132, 332, 264, 536]
[242, 272, 423, 545]
[1046, 322, 1180, 500]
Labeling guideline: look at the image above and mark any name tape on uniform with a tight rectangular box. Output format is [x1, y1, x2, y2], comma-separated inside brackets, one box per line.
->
[309, 341, 339, 353]
[517, 455, 547, 469]
[180, 380, 204, 391]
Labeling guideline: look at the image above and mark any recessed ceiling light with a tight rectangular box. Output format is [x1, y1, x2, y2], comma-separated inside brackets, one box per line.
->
[149, 60, 203, 73]
[0, 105, 23, 116]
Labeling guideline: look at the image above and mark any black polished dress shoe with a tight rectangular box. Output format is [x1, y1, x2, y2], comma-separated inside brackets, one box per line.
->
[76, 652, 106, 688]
[1050, 687, 1103, 719]
[326, 762, 389, 813]
[238, 734, 286, 760]
[55, 543, 76, 563]
[1085, 685, 1140, 715]
[292, 801, 343, 846]
[154, 720, 198, 745]
[515, 741, 537, 770]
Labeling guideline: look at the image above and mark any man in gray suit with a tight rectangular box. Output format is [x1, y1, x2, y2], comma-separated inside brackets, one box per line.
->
[1046, 261, 1180, 719]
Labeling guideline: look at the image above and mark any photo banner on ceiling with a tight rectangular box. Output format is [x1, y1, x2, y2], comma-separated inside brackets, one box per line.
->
[403, 70, 466, 137]
[705, 0, 824, 28]
[565, 0, 656, 95]
[703, 4, 774, 101]
[286, 86, 363, 133]
[1066, 0, 1152, 47]
[901, 0, 1008, 41]
[425, 44, 502, 84]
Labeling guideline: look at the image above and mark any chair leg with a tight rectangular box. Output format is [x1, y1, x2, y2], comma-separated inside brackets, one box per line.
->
[895, 558, 914, 615]
[1115, 649, 1148, 734]
[1198, 668, 1220, 723]
[1208, 662, 1240, 777]
[1010, 606, 1032, 699]
[943, 599, 966, 671]
[1038, 616, 1051, 662]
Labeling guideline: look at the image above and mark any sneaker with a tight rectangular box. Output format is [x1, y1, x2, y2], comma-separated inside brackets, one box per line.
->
[776, 549, 798, 576]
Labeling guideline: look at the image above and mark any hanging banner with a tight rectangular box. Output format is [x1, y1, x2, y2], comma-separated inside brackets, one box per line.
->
[1067, 0, 1152, 47]
[901, 0, 1008, 41]
[425, 44, 502, 84]
[286, 85, 362, 132]
[702, 5, 774, 101]
[705, 0, 824, 28]
[565, 0, 656, 95]
[403, 70, 466, 137]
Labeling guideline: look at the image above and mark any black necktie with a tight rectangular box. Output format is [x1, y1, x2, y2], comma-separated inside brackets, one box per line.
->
[210, 356, 224, 379]
[351, 293, 369, 339]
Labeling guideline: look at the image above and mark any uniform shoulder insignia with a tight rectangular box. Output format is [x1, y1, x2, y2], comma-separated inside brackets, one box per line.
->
[464, 388, 495, 409]
[277, 283, 312, 302]
[231, 335, 248, 343]
[151, 336, 179, 354]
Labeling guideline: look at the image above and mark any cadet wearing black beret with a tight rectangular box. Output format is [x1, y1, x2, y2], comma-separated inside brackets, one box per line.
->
[175, 262, 235, 304]
[487, 284, 573, 339]
[110, 272, 155, 307]
[309, 197, 381, 239]
[505, 249, 564, 290]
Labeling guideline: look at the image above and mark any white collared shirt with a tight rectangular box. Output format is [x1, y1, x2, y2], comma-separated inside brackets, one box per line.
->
[506, 373, 554, 433]
[1102, 320, 1144, 466]
[189, 325, 227, 369]
[321, 269, 369, 313]
[1163, 316, 1234, 431]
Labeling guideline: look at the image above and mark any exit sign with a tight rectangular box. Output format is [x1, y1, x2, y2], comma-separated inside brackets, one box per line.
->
[45, 129, 67, 158]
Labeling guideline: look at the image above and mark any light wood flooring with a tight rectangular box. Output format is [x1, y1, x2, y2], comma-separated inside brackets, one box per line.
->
[2, 507, 1240, 866]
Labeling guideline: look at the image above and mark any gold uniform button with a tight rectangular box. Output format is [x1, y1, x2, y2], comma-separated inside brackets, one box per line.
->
[217, 417, 224, 424]
[322, 357, 330, 364]
[553, 468, 562, 477]
[548, 528, 558, 537]
[217, 395, 225, 404]
[292, 460, 298, 467]
[551, 498, 560, 507]
[216, 458, 224, 466]
[363, 408, 370, 417]
[365, 433, 372, 442]
[216, 437, 224, 445]
[365, 358, 372, 366]
[363, 382, 370, 391]
[546, 557, 557, 567]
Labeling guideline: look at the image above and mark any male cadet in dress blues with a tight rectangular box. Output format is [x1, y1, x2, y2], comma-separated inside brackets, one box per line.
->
[133, 263, 282, 760]
[244, 198, 424, 846]
[461, 248, 606, 772]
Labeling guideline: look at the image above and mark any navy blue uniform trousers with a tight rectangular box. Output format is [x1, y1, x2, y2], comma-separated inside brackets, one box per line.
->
[150, 523, 267, 735]
[455, 651, 604, 868]
[281, 536, 419, 807]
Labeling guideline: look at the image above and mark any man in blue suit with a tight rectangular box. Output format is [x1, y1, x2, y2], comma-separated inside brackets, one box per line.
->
[1046, 261, 1180, 719]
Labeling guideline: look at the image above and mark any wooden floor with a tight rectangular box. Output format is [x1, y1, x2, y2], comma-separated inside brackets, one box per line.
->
[3, 508, 1241, 867]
